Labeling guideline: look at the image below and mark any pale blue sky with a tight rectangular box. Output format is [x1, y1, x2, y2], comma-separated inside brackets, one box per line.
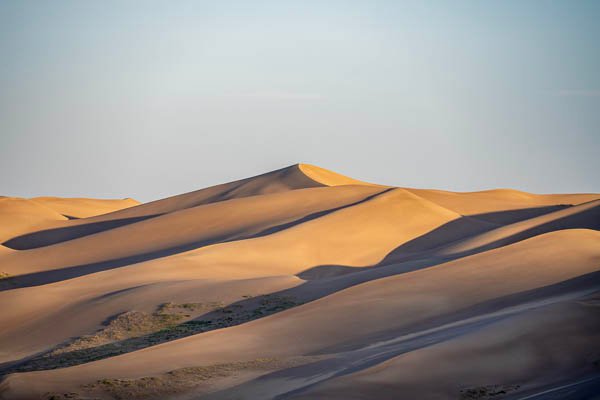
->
[1, 1, 598, 201]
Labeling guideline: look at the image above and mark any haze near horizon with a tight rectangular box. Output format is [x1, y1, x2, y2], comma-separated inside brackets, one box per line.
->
[1, 0, 599, 200]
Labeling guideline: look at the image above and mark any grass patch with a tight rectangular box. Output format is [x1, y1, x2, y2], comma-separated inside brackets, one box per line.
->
[50, 311, 183, 356]
[156, 301, 224, 316]
[8, 295, 302, 374]
[43, 393, 80, 400]
[85, 357, 315, 400]
[459, 384, 520, 399]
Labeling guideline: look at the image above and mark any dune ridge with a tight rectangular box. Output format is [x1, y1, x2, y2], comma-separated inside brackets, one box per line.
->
[1, 164, 323, 250]
[0, 197, 139, 243]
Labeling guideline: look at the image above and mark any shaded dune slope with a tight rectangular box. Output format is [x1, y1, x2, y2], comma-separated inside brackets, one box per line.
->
[1, 230, 598, 399]
[406, 187, 598, 215]
[287, 297, 600, 400]
[381, 198, 600, 263]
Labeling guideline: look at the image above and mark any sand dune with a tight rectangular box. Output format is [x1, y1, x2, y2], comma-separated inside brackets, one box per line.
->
[297, 163, 380, 187]
[0, 198, 66, 243]
[0, 164, 598, 400]
[0, 185, 386, 280]
[1, 164, 334, 250]
[438, 198, 600, 257]
[381, 198, 600, 263]
[0, 197, 138, 243]
[2, 229, 599, 399]
[30, 197, 139, 219]
[288, 298, 600, 400]
[0, 187, 453, 360]
[407, 187, 598, 215]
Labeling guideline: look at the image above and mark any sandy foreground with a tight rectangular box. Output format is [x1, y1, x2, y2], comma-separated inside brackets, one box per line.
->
[0, 164, 599, 400]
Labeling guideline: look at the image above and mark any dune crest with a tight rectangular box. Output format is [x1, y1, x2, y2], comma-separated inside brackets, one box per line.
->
[30, 197, 139, 219]
[0, 197, 138, 243]
[297, 163, 380, 187]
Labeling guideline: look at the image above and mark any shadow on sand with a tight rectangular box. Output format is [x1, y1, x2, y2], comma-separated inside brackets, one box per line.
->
[0, 189, 393, 292]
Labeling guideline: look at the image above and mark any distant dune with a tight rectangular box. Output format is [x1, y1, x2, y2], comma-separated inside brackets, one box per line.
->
[0, 197, 139, 243]
[0, 164, 598, 400]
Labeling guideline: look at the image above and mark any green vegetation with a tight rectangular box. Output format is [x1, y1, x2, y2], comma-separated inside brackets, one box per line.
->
[9, 295, 302, 375]
[156, 301, 224, 316]
[43, 393, 80, 400]
[85, 357, 314, 400]
[49, 310, 183, 356]
[459, 384, 520, 399]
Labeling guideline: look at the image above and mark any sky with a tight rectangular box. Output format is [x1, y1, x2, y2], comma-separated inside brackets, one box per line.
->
[1, 0, 598, 201]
